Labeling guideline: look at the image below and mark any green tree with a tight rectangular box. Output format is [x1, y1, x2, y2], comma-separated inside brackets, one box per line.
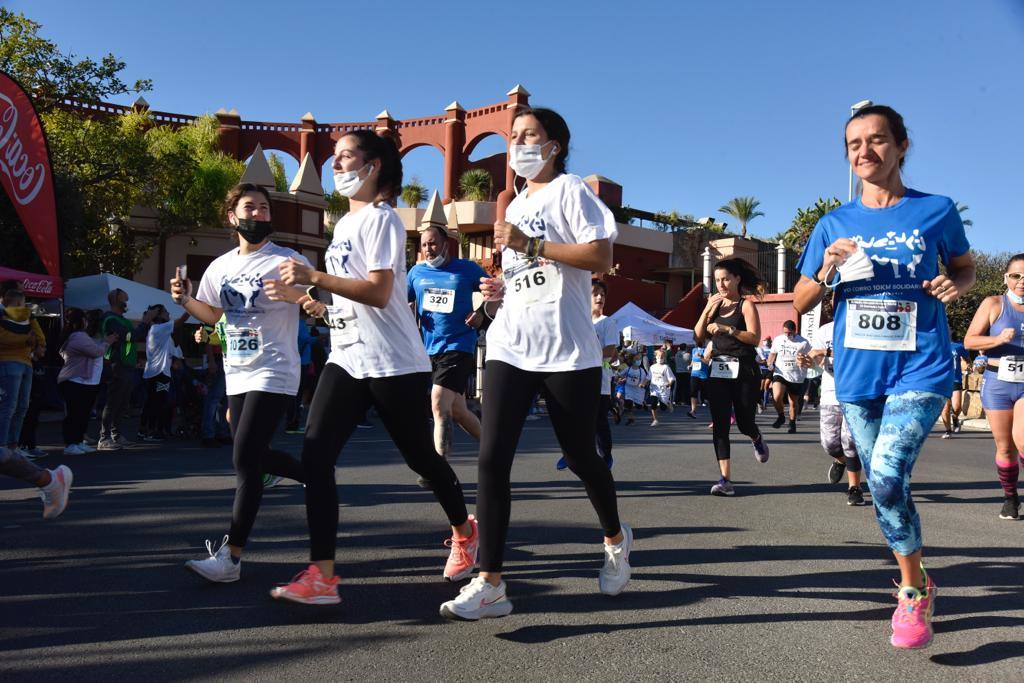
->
[777, 197, 842, 254]
[459, 169, 493, 201]
[400, 177, 427, 208]
[0, 8, 151, 110]
[955, 202, 973, 228]
[266, 152, 289, 192]
[946, 250, 1010, 340]
[718, 196, 765, 238]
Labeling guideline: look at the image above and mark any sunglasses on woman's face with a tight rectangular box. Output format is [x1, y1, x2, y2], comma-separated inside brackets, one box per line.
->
[1006, 272, 1024, 282]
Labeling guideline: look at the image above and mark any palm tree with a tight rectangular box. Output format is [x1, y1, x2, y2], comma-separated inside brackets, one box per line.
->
[459, 169, 493, 201]
[955, 202, 973, 228]
[400, 178, 427, 208]
[718, 196, 765, 238]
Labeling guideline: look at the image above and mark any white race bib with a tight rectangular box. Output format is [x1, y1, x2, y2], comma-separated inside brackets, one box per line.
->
[710, 356, 740, 379]
[845, 298, 917, 351]
[507, 262, 562, 305]
[225, 327, 263, 367]
[325, 304, 360, 348]
[691, 361, 701, 372]
[422, 287, 455, 314]
[997, 355, 1024, 383]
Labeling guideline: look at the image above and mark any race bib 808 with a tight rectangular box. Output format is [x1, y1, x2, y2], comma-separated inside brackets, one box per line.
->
[845, 298, 917, 352]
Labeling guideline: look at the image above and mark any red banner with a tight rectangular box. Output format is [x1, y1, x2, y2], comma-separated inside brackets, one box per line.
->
[0, 72, 60, 278]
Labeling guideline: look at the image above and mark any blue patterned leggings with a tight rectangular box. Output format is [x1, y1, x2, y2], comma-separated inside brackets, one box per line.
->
[841, 391, 946, 556]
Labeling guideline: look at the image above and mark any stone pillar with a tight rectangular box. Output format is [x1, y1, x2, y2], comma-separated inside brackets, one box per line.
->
[776, 243, 787, 294]
[375, 109, 398, 144]
[495, 84, 530, 222]
[702, 246, 713, 294]
[443, 101, 466, 203]
[215, 108, 241, 159]
[299, 112, 317, 178]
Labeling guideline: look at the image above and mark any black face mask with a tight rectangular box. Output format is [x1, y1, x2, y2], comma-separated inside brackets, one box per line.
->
[235, 218, 274, 245]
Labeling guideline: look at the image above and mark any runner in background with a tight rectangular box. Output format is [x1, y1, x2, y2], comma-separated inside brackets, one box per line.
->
[648, 348, 675, 427]
[688, 341, 708, 418]
[622, 353, 648, 426]
[756, 337, 773, 411]
[794, 104, 975, 649]
[964, 252, 1024, 520]
[768, 320, 811, 433]
[939, 340, 970, 439]
[673, 343, 692, 407]
[407, 224, 486, 458]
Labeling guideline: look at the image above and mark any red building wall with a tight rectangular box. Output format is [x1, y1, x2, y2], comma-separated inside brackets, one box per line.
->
[604, 274, 665, 314]
[613, 243, 669, 280]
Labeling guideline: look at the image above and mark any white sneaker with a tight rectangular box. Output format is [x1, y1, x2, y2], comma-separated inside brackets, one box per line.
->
[439, 576, 514, 620]
[650, 420, 660, 427]
[15, 447, 37, 460]
[63, 444, 86, 456]
[96, 438, 122, 451]
[185, 535, 240, 583]
[40, 465, 73, 519]
[598, 523, 633, 596]
[78, 442, 96, 453]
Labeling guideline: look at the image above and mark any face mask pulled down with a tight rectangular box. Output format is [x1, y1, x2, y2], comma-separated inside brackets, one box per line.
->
[235, 218, 274, 245]
[826, 247, 875, 288]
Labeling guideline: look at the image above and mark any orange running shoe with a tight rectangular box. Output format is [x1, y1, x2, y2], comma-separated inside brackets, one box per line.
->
[443, 514, 478, 582]
[270, 565, 340, 605]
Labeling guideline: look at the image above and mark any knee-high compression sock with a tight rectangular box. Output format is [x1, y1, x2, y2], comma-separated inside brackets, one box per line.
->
[997, 460, 1019, 497]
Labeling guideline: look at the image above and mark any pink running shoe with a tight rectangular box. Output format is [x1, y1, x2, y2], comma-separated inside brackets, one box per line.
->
[443, 514, 478, 582]
[270, 564, 340, 605]
[890, 576, 936, 649]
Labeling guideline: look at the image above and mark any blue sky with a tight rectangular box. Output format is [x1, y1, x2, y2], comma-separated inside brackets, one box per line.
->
[14, 0, 1024, 253]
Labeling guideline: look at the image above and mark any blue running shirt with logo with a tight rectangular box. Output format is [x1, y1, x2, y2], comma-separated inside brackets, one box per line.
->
[408, 258, 487, 356]
[797, 190, 969, 401]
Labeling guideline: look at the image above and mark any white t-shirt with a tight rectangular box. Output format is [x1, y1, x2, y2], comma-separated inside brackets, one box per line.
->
[624, 365, 648, 403]
[196, 241, 309, 396]
[593, 314, 619, 396]
[324, 204, 431, 379]
[143, 321, 175, 379]
[771, 333, 811, 383]
[487, 174, 618, 372]
[812, 322, 839, 406]
[649, 362, 675, 388]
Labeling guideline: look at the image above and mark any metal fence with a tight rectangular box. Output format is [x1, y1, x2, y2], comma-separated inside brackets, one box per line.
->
[756, 243, 801, 292]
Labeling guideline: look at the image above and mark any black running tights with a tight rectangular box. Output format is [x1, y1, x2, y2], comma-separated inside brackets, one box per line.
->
[226, 391, 305, 547]
[704, 369, 762, 461]
[303, 364, 468, 562]
[478, 361, 621, 572]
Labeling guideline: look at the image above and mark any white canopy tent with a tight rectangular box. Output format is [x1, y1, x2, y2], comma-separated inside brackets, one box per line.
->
[608, 301, 695, 346]
[64, 273, 194, 322]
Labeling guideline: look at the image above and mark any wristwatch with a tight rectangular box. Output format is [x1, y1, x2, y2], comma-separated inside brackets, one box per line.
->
[811, 271, 828, 288]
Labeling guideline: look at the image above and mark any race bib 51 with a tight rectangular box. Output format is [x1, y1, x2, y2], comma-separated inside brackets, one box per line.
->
[997, 355, 1024, 383]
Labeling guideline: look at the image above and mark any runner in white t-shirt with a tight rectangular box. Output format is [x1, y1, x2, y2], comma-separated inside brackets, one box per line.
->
[767, 320, 811, 433]
[648, 348, 676, 426]
[171, 183, 309, 586]
[810, 318, 866, 506]
[440, 108, 631, 621]
[139, 306, 186, 441]
[556, 279, 619, 471]
[264, 131, 475, 607]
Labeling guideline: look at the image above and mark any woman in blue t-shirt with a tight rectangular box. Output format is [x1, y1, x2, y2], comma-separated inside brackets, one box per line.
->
[794, 105, 975, 650]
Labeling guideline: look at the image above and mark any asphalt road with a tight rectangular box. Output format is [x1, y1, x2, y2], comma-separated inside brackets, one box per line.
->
[2, 405, 1022, 681]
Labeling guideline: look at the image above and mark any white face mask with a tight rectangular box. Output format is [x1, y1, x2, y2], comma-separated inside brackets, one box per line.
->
[426, 245, 447, 269]
[333, 163, 371, 198]
[508, 141, 556, 180]
[826, 247, 875, 288]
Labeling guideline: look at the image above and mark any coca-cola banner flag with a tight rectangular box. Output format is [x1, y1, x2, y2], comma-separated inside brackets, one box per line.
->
[0, 265, 62, 298]
[0, 72, 60, 278]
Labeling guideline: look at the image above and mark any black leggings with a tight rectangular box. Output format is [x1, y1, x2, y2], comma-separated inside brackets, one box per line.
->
[478, 361, 621, 572]
[596, 394, 613, 460]
[141, 374, 172, 434]
[59, 381, 99, 446]
[226, 391, 306, 548]
[302, 364, 468, 562]
[704, 365, 762, 461]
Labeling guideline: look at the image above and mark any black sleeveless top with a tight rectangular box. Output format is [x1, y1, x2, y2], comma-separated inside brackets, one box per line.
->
[710, 298, 755, 363]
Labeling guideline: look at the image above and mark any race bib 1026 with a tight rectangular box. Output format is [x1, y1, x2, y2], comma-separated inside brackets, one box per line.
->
[845, 298, 917, 351]
[225, 327, 263, 367]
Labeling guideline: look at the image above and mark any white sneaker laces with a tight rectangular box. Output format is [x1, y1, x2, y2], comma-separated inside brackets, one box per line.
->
[204, 534, 230, 559]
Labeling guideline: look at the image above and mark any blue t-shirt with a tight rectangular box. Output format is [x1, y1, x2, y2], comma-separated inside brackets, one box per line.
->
[691, 345, 709, 379]
[297, 320, 313, 366]
[407, 258, 487, 356]
[796, 190, 969, 401]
